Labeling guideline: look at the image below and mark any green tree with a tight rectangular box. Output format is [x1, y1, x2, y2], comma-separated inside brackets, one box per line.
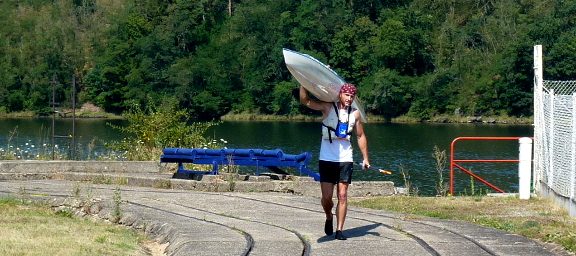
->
[547, 29, 576, 79]
[408, 70, 458, 120]
[2, 0, 573, 120]
[362, 69, 413, 120]
[271, 81, 299, 115]
[331, 16, 378, 82]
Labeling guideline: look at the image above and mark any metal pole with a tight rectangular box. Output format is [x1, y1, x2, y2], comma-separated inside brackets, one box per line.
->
[71, 75, 76, 160]
[51, 76, 56, 160]
[450, 139, 455, 196]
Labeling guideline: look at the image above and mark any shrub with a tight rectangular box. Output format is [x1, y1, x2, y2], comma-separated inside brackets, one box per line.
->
[107, 99, 219, 160]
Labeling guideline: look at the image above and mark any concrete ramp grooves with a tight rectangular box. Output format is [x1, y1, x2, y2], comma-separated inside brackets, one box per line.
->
[0, 180, 566, 256]
[122, 201, 253, 256]
[126, 197, 308, 256]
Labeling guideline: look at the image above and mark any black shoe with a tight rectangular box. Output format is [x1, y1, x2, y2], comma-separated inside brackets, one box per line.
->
[335, 230, 347, 240]
[324, 219, 333, 236]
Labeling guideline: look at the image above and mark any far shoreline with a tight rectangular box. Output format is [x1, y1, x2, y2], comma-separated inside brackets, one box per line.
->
[220, 113, 534, 125]
[0, 111, 534, 125]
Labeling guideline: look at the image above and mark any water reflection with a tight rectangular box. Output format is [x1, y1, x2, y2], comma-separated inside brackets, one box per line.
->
[1, 118, 533, 195]
[0, 118, 127, 160]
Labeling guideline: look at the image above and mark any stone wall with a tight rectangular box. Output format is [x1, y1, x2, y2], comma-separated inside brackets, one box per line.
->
[0, 160, 401, 197]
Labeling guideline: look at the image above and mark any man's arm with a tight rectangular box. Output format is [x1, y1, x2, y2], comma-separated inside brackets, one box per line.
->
[355, 112, 370, 169]
[299, 86, 329, 114]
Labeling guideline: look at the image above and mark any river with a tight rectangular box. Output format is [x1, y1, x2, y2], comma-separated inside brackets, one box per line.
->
[1, 118, 533, 195]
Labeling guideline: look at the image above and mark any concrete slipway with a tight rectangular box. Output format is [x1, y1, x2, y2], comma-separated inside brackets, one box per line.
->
[0, 161, 571, 256]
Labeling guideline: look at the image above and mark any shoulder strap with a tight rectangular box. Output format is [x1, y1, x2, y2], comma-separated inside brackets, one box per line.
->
[321, 102, 340, 144]
[332, 102, 339, 117]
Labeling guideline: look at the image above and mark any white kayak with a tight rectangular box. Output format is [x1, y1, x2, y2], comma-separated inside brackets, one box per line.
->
[283, 48, 367, 122]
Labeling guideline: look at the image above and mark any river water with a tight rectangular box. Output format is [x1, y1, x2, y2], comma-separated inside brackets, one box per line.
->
[1, 118, 533, 195]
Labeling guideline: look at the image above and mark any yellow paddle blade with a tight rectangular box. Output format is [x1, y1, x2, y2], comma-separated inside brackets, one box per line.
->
[378, 169, 393, 175]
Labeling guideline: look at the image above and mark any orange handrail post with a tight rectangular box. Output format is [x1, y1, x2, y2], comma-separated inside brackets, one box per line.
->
[449, 137, 525, 195]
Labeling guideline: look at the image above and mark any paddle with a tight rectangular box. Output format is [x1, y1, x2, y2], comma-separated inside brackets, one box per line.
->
[356, 162, 393, 175]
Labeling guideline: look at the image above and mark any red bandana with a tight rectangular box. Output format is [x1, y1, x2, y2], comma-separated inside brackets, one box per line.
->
[340, 83, 357, 95]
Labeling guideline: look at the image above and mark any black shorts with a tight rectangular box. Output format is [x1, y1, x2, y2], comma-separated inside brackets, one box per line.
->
[319, 160, 353, 184]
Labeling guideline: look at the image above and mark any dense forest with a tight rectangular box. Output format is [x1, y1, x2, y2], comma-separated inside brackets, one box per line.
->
[1, 0, 575, 121]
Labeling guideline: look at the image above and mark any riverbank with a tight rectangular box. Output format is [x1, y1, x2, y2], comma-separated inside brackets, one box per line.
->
[0, 103, 122, 119]
[0, 112, 122, 119]
[220, 112, 534, 124]
[1, 108, 533, 125]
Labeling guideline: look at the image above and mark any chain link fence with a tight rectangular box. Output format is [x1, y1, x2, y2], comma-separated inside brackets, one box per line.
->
[533, 45, 576, 216]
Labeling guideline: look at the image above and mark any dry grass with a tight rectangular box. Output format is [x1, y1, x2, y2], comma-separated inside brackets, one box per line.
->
[0, 197, 145, 256]
[351, 195, 576, 254]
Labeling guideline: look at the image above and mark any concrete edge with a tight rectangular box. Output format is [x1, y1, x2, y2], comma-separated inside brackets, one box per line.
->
[0, 160, 401, 198]
[48, 195, 185, 255]
[539, 182, 576, 217]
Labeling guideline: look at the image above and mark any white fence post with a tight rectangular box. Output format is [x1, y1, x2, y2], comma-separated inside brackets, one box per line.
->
[549, 89, 555, 188]
[571, 93, 576, 201]
[519, 137, 533, 200]
[533, 45, 543, 192]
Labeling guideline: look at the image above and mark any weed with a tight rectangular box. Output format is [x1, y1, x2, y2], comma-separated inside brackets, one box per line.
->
[209, 175, 222, 192]
[55, 208, 74, 218]
[81, 186, 96, 214]
[95, 235, 107, 243]
[112, 187, 122, 223]
[1, 127, 18, 160]
[470, 175, 475, 196]
[72, 182, 81, 198]
[153, 180, 171, 189]
[224, 155, 239, 192]
[87, 138, 97, 160]
[432, 145, 448, 196]
[116, 177, 129, 186]
[399, 164, 411, 194]
[399, 164, 418, 196]
[17, 186, 29, 203]
[460, 175, 490, 197]
[93, 174, 113, 185]
[291, 173, 301, 187]
[394, 222, 404, 231]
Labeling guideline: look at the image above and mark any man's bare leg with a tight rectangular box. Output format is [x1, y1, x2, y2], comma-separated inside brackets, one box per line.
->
[320, 182, 335, 235]
[334, 182, 349, 240]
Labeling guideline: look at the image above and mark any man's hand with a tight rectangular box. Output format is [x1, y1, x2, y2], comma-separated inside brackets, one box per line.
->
[362, 159, 371, 170]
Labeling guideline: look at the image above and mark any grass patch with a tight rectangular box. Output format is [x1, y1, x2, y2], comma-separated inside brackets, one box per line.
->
[0, 197, 144, 256]
[351, 195, 576, 253]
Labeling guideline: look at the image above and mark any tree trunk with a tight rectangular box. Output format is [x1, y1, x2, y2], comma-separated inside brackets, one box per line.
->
[228, 0, 232, 16]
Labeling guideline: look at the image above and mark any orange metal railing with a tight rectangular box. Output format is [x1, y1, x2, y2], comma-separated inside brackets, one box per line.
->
[450, 137, 525, 195]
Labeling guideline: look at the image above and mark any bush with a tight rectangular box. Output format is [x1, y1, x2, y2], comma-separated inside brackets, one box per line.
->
[107, 100, 219, 160]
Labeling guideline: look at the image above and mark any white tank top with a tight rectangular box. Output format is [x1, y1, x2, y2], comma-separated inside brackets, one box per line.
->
[319, 103, 356, 162]
[319, 139, 353, 162]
